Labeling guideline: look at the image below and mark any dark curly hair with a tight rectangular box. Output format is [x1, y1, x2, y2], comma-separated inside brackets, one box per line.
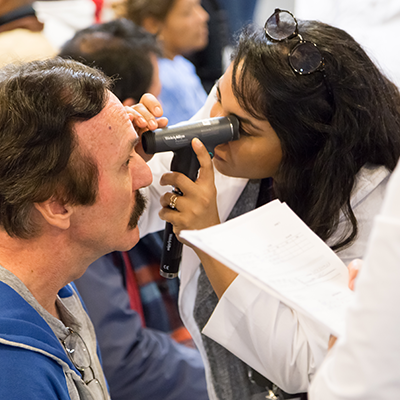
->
[0, 57, 111, 238]
[59, 18, 162, 102]
[123, 0, 176, 25]
[231, 21, 400, 250]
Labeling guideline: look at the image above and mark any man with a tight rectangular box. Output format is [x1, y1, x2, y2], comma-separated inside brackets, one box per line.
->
[0, 57, 164, 399]
[59, 18, 162, 105]
[60, 19, 209, 400]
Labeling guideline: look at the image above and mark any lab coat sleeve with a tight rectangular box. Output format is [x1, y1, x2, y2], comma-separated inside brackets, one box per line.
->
[309, 163, 400, 400]
[203, 274, 330, 393]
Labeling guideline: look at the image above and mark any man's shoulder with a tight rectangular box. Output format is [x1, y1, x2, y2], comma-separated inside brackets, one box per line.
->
[0, 280, 76, 398]
[0, 344, 70, 399]
[0, 280, 72, 366]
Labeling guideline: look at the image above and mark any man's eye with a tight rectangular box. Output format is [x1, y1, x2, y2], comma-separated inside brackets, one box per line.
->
[124, 157, 132, 167]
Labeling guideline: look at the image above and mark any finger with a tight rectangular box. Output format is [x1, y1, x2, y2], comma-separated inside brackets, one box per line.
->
[191, 138, 215, 184]
[139, 93, 163, 118]
[159, 171, 196, 194]
[347, 258, 362, 291]
[125, 103, 158, 131]
[328, 335, 337, 350]
[160, 192, 174, 209]
[158, 203, 195, 238]
[156, 116, 169, 129]
[158, 203, 183, 229]
[125, 105, 168, 129]
[160, 191, 188, 210]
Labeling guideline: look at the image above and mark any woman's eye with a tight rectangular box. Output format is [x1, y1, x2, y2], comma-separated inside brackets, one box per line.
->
[239, 124, 251, 137]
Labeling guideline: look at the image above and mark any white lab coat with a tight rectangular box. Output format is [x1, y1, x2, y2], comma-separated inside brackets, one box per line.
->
[308, 160, 400, 399]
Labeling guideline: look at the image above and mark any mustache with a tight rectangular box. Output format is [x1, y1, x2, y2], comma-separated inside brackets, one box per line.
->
[128, 190, 147, 229]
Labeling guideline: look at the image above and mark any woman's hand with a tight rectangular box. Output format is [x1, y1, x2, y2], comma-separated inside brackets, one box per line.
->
[328, 259, 363, 351]
[159, 138, 236, 298]
[348, 258, 362, 291]
[158, 138, 220, 238]
[125, 93, 168, 161]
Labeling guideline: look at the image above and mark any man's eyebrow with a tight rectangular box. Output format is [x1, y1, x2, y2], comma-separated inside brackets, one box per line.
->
[127, 137, 139, 153]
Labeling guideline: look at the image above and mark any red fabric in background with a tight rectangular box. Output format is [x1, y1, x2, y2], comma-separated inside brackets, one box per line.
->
[91, 0, 104, 22]
[122, 251, 146, 326]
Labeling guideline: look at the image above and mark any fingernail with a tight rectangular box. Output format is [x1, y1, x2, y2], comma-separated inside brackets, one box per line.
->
[155, 106, 162, 115]
[149, 120, 157, 129]
[192, 138, 201, 146]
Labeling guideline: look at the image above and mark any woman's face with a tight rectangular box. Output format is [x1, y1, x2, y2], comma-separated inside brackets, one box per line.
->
[210, 62, 283, 180]
[160, 0, 209, 58]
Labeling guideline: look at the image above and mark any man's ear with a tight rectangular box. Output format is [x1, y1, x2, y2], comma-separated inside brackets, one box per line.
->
[142, 16, 163, 36]
[34, 198, 73, 230]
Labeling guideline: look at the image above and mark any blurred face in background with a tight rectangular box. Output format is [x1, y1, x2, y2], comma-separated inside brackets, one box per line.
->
[158, 0, 209, 59]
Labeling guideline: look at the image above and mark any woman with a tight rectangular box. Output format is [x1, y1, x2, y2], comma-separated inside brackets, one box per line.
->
[134, 9, 400, 400]
[122, 0, 209, 124]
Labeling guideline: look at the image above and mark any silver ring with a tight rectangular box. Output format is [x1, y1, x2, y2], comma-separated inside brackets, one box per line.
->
[169, 194, 178, 209]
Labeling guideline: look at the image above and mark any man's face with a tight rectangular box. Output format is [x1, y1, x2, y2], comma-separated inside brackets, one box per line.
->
[72, 91, 152, 257]
[161, 0, 209, 57]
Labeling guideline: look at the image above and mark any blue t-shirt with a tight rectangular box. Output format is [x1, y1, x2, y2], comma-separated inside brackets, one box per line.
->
[158, 55, 207, 125]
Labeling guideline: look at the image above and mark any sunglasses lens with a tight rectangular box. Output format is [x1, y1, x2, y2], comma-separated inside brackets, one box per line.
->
[265, 10, 297, 41]
[289, 41, 323, 74]
[64, 330, 91, 368]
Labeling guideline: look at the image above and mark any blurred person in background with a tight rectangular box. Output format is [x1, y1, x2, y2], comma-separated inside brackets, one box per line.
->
[0, 0, 56, 67]
[121, 0, 209, 124]
[33, 0, 96, 50]
[186, 0, 230, 93]
[60, 18, 161, 104]
[218, 0, 258, 39]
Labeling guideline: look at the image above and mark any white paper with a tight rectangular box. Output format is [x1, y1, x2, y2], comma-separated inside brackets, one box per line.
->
[180, 199, 354, 337]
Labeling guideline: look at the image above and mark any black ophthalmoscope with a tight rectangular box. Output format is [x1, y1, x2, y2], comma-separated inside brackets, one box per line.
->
[142, 116, 240, 278]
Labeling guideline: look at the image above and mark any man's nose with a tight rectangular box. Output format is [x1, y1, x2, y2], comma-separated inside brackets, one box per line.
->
[133, 154, 153, 190]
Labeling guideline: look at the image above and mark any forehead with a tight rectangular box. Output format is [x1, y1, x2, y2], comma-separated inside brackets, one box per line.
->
[218, 62, 242, 110]
[222, 61, 263, 113]
[74, 91, 135, 155]
[219, 62, 273, 132]
[170, 0, 198, 13]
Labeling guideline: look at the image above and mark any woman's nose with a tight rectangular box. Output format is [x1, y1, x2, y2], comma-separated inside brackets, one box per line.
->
[210, 101, 226, 118]
[196, 4, 209, 23]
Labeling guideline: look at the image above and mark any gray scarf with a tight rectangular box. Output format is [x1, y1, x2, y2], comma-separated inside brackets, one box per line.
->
[193, 180, 267, 400]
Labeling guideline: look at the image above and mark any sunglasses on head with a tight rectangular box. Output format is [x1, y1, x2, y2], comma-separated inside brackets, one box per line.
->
[264, 8, 325, 76]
